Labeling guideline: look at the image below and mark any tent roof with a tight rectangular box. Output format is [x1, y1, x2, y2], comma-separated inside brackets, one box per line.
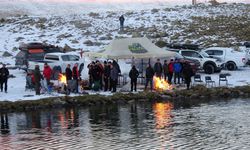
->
[87, 37, 177, 59]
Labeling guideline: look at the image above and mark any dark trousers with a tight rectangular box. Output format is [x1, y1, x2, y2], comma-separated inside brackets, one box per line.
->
[0, 79, 7, 92]
[46, 79, 50, 86]
[100, 76, 103, 90]
[120, 22, 124, 30]
[185, 77, 191, 90]
[131, 79, 137, 92]
[111, 79, 118, 92]
[104, 76, 109, 91]
[164, 73, 168, 81]
[145, 78, 153, 91]
[174, 72, 181, 84]
[35, 82, 41, 95]
[168, 73, 173, 84]
[109, 78, 112, 91]
[74, 79, 79, 93]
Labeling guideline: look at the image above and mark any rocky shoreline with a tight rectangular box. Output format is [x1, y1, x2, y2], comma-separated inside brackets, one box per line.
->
[1, 85, 250, 113]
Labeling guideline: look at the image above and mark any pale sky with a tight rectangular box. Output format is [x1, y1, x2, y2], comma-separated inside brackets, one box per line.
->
[2, 0, 250, 3]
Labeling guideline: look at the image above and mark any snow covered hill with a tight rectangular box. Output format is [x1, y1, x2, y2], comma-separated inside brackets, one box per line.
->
[0, 3, 250, 59]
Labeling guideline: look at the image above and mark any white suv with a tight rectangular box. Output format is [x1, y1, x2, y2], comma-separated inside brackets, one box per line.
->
[202, 47, 247, 70]
[172, 50, 224, 74]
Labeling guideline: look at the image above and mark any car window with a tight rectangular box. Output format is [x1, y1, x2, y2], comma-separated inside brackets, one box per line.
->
[205, 50, 214, 55]
[181, 51, 193, 57]
[68, 55, 79, 61]
[45, 55, 59, 61]
[181, 51, 202, 58]
[205, 50, 223, 56]
[61, 55, 79, 61]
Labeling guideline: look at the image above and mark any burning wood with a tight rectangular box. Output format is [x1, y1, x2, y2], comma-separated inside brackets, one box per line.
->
[58, 73, 67, 85]
[153, 76, 172, 91]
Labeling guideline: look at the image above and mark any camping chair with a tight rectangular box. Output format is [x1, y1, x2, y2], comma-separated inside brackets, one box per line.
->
[193, 74, 203, 85]
[219, 74, 228, 86]
[205, 76, 215, 87]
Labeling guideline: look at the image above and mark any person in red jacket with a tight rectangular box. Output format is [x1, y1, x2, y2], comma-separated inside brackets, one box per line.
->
[43, 63, 52, 85]
[72, 63, 80, 93]
[168, 59, 174, 84]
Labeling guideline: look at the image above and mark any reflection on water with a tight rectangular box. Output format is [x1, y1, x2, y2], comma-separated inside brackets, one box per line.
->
[1, 99, 250, 149]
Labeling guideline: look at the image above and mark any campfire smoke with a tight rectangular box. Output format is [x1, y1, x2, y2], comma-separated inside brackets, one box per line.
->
[153, 76, 172, 91]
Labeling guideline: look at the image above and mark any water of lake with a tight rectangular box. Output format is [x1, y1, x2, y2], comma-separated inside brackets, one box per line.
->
[1, 99, 250, 149]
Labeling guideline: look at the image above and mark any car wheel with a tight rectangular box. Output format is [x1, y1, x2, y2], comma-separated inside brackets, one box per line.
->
[226, 62, 236, 70]
[204, 64, 215, 74]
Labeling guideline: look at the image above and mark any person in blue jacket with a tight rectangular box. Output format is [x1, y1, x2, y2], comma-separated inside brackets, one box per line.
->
[173, 59, 182, 84]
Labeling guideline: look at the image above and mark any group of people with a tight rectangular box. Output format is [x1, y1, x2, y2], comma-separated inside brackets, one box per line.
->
[30, 63, 81, 95]
[87, 60, 121, 93]
[30, 58, 194, 95]
[143, 58, 194, 91]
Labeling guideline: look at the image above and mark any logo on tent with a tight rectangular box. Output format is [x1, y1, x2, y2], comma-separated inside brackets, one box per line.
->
[128, 43, 148, 53]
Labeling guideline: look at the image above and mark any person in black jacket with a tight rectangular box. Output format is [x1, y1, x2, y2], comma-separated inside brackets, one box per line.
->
[182, 62, 193, 90]
[119, 15, 125, 30]
[154, 59, 162, 78]
[145, 64, 154, 91]
[163, 60, 169, 81]
[129, 65, 139, 92]
[0, 64, 9, 93]
[33, 65, 43, 95]
[103, 61, 111, 91]
[65, 64, 72, 81]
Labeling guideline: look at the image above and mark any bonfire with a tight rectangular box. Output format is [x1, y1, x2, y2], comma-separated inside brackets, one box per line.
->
[58, 73, 67, 85]
[153, 76, 172, 91]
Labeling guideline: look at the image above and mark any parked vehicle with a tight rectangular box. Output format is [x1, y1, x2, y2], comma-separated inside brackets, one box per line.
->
[168, 49, 223, 74]
[15, 42, 61, 70]
[28, 53, 85, 73]
[202, 47, 247, 70]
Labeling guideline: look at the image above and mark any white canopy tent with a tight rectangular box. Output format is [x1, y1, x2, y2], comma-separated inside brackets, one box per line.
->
[86, 37, 177, 59]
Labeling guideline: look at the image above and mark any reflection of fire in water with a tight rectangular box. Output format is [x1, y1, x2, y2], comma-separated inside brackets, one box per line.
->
[153, 76, 172, 91]
[153, 102, 173, 129]
[59, 73, 67, 85]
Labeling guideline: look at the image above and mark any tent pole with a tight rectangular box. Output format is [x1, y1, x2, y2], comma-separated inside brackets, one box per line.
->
[141, 59, 143, 77]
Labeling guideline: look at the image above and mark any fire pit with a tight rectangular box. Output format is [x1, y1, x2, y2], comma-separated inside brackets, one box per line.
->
[153, 76, 173, 91]
[58, 73, 69, 94]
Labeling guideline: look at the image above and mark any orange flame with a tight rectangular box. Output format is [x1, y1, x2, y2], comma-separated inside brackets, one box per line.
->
[59, 73, 67, 85]
[153, 76, 172, 91]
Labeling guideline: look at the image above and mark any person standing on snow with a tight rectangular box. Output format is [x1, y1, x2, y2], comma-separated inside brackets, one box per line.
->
[182, 62, 193, 90]
[110, 63, 119, 93]
[65, 64, 72, 81]
[173, 59, 182, 84]
[34, 65, 43, 95]
[168, 59, 174, 84]
[103, 61, 111, 92]
[72, 63, 80, 93]
[43, 63, 52, 85]
[145, 64, 154, 91]
[129, 65, 139, 92]
[163, 60, 169, 81]
[0, 64, 9, 93]
[119, 15, 125, 30]
[154, 59, 162, 78]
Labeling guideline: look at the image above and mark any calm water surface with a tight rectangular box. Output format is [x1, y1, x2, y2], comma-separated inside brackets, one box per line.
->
[1, 99, 250, 149]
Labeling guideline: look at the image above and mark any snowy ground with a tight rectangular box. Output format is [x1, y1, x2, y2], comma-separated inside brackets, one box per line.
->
[0, 2, 250, 102]
[1, 66, 250, 102]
